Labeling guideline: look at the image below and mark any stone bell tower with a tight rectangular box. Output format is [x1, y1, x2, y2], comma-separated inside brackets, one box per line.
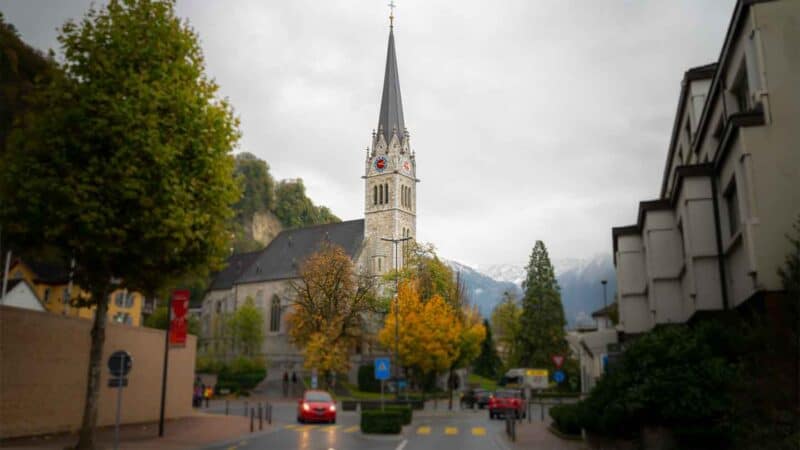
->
[363, 17, 417, 275]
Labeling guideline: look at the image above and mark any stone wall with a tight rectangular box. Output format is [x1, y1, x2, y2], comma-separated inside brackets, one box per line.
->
[0, 305, 196, 439]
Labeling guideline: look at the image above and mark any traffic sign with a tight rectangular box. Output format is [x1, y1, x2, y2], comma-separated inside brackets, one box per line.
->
[552, 355, 565, 369]
[108, 351, 133, 378]
[524, 369, 549, 389]
[374, 358, 390, 381]
[553, 370, 566, 384]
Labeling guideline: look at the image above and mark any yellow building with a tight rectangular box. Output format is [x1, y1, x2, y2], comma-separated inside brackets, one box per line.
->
[6, 259, 145, 326]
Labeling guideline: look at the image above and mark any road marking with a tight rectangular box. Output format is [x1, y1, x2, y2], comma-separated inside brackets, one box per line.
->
[325, 425, 339, 432]
[396, 439, 408, 450]
[416, 426, 431, 435]
[344, 425, 359, 433]
[284, 424, 299, 429]
[302, 425, 318, 431]
[445, 426, 458, 435]
[471, 427, 486, 436]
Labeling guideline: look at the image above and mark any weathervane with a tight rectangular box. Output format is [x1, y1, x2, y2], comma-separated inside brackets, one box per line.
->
[388, 0, 396, 28]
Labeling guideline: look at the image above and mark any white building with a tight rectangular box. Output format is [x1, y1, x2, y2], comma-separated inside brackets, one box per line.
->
[568, 304, 618, 394]
[613, 0, 800, 336]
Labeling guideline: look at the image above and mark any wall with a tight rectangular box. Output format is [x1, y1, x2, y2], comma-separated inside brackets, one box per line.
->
[0, 305, 195, 439]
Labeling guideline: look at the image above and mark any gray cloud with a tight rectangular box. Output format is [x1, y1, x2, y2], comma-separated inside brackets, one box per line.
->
[1, 0, 734, 265]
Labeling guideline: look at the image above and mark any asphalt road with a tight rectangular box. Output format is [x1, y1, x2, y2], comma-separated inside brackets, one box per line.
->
[201, 401, 516, 450]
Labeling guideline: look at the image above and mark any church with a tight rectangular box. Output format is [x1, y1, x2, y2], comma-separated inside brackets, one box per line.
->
[200, 18, 417, 382]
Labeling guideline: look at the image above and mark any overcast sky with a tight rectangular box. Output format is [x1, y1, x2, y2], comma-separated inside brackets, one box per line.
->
[2, 0, 735, 266]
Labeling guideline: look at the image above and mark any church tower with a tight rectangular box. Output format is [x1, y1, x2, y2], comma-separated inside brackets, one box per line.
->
[364, 14, 417, 274]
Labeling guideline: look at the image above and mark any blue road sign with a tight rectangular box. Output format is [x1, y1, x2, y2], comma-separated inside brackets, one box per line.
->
[553, 370, 566, 384]
[374, 358, 390, 380]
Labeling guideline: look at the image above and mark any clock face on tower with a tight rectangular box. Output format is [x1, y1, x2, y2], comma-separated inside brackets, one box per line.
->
[374, 156, 388, 172]
[402, 160, 411, 175]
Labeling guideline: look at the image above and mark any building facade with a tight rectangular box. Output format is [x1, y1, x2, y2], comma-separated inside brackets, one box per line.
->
[612, 0, 800, 336]
[201, 21, 418, 380]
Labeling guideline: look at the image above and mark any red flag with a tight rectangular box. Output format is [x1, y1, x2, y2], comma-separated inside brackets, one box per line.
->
[169, 289, 190, 347]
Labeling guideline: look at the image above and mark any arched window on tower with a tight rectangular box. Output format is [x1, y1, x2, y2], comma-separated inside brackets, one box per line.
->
[385, 183, 389, 204]
[379, 184, 383, 204]
[373, 185, 378, 205]
[402, 186, 406, 207]
[270, 295, 281, 332]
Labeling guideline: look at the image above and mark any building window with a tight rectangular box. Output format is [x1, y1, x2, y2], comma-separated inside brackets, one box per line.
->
[113, 312, 132, 325]
[255, 290, 264, 309]
[379, 184, 384, 204]
[114, 291, 133, 308]
[373, 185, 377, 205]
[725, 180, 740, 237]
[384, 183, 389, 204]
[731, 66, 750, 113]
[270, 295, 281, 332]
[378, 258, 382, 272]
[43, 287, 51, 303]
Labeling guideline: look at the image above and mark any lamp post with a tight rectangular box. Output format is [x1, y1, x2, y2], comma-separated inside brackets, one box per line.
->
[601, 279, 608, 308]
[381, 236, 412, 398]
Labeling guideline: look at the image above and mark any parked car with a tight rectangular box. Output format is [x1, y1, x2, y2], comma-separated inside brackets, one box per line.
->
[297, 390, 336, 424]
[461, 388, 491, 409]
[488, 389, 526, 419]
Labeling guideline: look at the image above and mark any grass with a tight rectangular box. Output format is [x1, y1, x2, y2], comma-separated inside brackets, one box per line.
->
[467, 373, 498, 391]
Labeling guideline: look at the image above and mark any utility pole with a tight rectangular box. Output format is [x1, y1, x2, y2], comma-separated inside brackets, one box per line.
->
[381, 236, 412, 399]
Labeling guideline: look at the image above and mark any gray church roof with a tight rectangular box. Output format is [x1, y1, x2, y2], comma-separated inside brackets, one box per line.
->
[377, 27, 405, 144]
[208, 250, 261, 291]
[235, 219, 365, 285]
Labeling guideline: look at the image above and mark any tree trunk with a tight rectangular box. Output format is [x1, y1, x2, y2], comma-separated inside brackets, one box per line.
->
[75, 287, 109, 450]
[448, 367, 454, 411]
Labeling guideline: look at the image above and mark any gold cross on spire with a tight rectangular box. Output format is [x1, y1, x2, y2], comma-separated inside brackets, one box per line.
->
[388, 0, 396, 28]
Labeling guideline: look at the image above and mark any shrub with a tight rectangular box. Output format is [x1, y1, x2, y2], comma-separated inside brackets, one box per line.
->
[386, 405, 412, 425]
[549, 404, 582, 436]
[357, 364, 381, 393]
[360, 410, 403, 434]
[215, 356, 266, 394]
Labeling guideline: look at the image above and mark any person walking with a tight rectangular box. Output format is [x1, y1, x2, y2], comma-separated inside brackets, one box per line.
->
[282, 371, 289, 397]
[291, 371, 297, 396]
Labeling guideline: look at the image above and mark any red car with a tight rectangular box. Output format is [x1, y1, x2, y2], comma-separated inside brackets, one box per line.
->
[297, 390, 337, 424]
[488, 389, 527, 419]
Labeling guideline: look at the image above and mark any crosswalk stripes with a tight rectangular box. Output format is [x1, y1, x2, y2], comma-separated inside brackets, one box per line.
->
[282, 424, 488, 437]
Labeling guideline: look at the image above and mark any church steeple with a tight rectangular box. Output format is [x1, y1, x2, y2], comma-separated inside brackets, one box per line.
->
[377, 23, 405, 145]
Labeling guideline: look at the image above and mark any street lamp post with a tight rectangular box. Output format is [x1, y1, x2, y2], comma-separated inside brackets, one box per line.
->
[381, 236, 412, 398]
[601, 279, 608, 308]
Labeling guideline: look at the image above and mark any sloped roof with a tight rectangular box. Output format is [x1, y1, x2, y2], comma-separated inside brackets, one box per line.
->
[207, 251, 261, 291]
[377, 28, 405, 143]
[14, 259, 70, 284]
[591, 302, 617, 318]
[235, 219, 365, 285]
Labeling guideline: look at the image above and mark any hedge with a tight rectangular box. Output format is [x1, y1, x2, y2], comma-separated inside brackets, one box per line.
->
[549, 404, 582, 436]
[361, 410, 403, 434]
[386, 405, 412, 425]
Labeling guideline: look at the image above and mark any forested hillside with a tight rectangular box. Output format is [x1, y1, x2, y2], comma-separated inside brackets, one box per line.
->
[231, 152, 339, 252]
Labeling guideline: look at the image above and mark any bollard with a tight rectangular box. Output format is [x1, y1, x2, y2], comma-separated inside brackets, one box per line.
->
[250, 408, 254, 433]
[528, 402, 531, 424]
[268, 403, 272, 425]
[259, 403, 263, 431]
[225, 400, 229, 416]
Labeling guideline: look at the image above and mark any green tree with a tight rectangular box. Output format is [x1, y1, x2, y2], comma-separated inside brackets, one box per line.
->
[0, 2, 240, 448]
[233, 152, 276, 222]
[472, 319, 502, 379]
[491, 291, 522, 369]
[143, 305, 200, 336]
[228, 297, 265, 357]
[274, 179, 340, 228]
[518, 241, 568, 368]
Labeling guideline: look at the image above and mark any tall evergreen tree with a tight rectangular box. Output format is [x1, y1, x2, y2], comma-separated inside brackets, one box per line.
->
[518, 241, 568, 368]
[473, 319, 502, 379]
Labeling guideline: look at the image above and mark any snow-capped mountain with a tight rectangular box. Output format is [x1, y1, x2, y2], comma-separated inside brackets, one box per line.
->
[444, 254, 617, 326]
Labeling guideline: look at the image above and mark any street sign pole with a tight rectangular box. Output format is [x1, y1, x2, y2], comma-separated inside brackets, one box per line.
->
[113, 354, 124, 450]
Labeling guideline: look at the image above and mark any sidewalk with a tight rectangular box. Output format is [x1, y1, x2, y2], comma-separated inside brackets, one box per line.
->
[508, 421, 587, 450]
[0, 413, 269, 450]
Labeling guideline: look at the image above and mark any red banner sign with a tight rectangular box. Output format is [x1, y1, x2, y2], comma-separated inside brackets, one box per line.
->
[169, 289, 190, 347]
[552, 355, 565, 369]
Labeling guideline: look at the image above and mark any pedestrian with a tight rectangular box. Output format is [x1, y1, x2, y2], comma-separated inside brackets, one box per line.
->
[193, 384, 202, 407]
[291, 371, 297, 395]
[282, 371, 289, 397]
[204, 385, 212, 407]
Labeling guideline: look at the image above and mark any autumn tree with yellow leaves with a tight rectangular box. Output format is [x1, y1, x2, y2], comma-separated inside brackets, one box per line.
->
[287, 243, 378, 383]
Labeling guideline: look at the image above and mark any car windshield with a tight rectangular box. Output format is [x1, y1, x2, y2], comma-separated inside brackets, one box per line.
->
[495, 390, 520, 398]
[305, 392, 332, 402]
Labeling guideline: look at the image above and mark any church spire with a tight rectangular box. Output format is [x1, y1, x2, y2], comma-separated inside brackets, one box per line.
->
[377, 2, 405, 145]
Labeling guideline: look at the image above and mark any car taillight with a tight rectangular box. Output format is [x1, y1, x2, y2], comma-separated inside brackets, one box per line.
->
[302, 402, 311, 411]
[329, 404, 336, 412]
